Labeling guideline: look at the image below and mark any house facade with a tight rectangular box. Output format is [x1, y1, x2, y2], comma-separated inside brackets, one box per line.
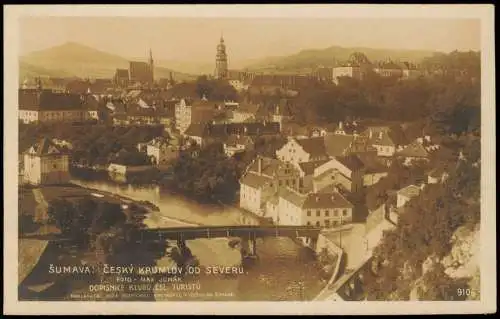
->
[19, 89, 90, 124]
[23, 138, 70, 185]
[144, 136, 180, 165]
[276, 137, 328, 165]
[239, 156, 301, 216]
[277, 188, 354, 228]
[312, 155, 365, 194]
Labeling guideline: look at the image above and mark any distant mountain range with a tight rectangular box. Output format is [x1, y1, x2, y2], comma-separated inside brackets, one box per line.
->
[242, 46, 440, 72]
[19, 42, 197, 82]
[19, 42, 442, 82]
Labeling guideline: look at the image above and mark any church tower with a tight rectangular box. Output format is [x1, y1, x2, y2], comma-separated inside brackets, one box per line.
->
[215, 35, 228, 79]
[148, 48, 154, 84]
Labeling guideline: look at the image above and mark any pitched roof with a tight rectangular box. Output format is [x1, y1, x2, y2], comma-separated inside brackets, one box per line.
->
[397, 141, 430, 158]
[185, 122, 281, 138]
[236, 102, 260, 114]
[324, 134, 354, 157]
[364, 125, 408, 147]
[397, 184, 422, 199]
[240, 172, 272, 189]
[302, 192, 354, 209]
[279, 187, 307, 207]
[356, 152, 388, 173]
[184, 123, 206, 137]
[298, 160, 330, 175]
[247, 156, 295, 177]
[279, 188, 354, 209]
[25, 138, 63, 156]
[19, 90, 83, 111]
[335, 154, 365, 171]
[66, 80, 91, 94]
[295, 137, 327, 158]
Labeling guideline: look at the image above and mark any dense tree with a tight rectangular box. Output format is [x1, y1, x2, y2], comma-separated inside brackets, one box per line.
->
[160, 142, 241, 203]
[47, 196, 129, 249]
[364, 139, 480, 300]
[19, 123, 166, 166]
[195, 75, 239, 101]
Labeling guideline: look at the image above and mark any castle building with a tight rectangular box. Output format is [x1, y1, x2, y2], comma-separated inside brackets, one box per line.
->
[215, 36, 228, 79]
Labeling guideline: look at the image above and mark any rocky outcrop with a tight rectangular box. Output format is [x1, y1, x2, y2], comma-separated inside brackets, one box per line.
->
[409, 224, 480, 301]
[442, 224, 480, 278]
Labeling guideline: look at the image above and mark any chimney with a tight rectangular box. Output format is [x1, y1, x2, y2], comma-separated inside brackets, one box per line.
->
[257, 156, 262, 175]
[378, 132, 383, 140]
[369, 129, 373, 139]
[339, 121, 343, 130]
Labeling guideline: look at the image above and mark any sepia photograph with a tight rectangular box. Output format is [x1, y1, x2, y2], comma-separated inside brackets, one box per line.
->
[3, 4, 496, 315]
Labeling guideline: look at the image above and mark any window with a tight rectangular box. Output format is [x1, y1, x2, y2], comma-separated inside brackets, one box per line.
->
[325, 210, 330, 217]
[316, 210, 320, 217]
[307, 210, 311, 217]
[315, 221, 320, 227]
[53, 164, 57, 169]
[325, 220, 330, 227]
[343, 209, 348, 216]
[306, 221, 311, 226]
[334, 210, 338, 217]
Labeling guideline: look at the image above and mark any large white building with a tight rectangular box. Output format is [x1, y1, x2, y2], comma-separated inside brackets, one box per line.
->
[23, 138, 71, 185]
[277, 188, 354, 227]
[18, 88, 98, 124]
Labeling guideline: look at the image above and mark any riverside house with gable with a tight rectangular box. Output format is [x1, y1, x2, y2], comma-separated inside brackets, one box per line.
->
[23, 138, 71, 185]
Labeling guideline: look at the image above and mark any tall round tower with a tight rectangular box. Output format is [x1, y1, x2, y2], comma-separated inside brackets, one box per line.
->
[148, 48, 154, 84]
[215, 35, 228, 79]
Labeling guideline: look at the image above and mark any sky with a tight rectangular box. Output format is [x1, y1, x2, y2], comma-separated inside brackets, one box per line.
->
[19, 17, 481, 65]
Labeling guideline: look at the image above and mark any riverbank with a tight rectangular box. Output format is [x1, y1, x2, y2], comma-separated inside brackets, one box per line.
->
[70, 180, 204, 227]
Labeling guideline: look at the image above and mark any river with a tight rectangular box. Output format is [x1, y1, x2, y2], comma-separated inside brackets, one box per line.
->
[68, 178, 326, 301]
